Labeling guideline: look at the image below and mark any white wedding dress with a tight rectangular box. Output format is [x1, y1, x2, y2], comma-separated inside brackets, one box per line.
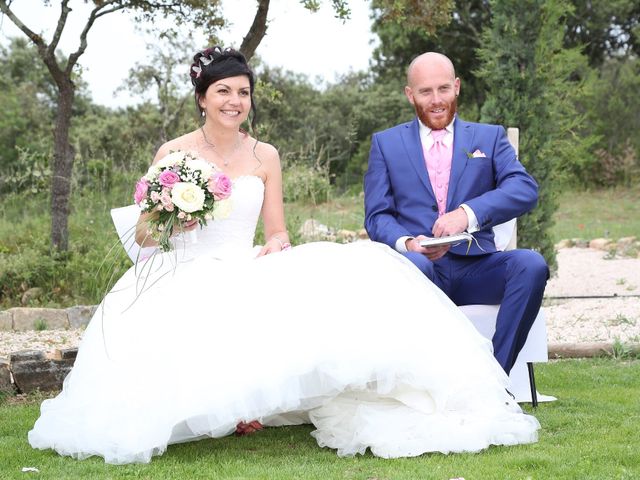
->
[29, 175, 539, 464]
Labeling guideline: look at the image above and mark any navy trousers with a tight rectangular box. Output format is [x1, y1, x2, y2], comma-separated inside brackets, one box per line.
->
[404, 249, 549, 374]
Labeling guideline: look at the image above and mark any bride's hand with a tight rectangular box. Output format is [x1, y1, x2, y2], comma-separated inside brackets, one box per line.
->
[181, 219, 199, 232]
[171, 218, 198, 237]
[257, 236, 291, 257]
[257, 238, 283, 257]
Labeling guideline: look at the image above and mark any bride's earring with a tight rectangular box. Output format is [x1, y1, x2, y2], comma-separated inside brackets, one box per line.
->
[201, 109, 206, 118]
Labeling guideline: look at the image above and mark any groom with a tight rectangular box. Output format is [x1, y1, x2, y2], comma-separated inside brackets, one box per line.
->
[363, 52, 549, 375]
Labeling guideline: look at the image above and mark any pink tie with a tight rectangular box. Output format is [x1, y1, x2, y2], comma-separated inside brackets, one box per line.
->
[431, 129, 446, 149]
[426, 129, 451, 216]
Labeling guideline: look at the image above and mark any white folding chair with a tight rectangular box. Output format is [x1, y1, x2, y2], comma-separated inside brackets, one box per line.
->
[110, 204, 157, 263]
[459, 128, 554, 406]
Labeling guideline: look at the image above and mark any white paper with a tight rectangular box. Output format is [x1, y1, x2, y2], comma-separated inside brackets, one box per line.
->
[419, 232, 473, 248]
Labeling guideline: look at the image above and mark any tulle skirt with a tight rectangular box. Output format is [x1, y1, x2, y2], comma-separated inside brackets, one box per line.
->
[29, 241, 539, 464]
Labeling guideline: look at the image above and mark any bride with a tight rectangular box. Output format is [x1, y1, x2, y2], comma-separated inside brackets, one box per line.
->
[28, 46, 539, 464]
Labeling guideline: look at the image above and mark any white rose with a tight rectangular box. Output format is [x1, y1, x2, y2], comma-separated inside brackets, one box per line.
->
[144, 165, 160, 181]
[171, 182, 205, 213]
[212, 198, 233, 219]
[156, 151, 186, 169]
[185, 158, 214, 180]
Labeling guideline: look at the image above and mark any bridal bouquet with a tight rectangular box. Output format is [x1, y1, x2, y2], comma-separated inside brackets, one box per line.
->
[134, 151, 232, 252]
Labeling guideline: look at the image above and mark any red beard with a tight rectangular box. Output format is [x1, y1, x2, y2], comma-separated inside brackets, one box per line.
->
[415, 96, 457, 130]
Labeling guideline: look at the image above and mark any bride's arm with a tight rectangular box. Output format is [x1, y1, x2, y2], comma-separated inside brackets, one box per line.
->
[257, 143, 289, 256]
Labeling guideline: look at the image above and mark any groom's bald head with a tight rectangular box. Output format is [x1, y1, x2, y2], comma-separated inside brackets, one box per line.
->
[407, 52, 456, 87]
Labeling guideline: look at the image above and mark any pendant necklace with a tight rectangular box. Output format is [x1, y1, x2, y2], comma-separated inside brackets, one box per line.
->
[200, 126, 241, 167]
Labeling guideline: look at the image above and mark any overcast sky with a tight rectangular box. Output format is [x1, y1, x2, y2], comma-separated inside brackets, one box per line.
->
[0, 0, 377, 107]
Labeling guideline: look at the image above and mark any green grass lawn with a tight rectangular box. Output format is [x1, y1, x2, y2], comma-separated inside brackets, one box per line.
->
[1, 358, 638, 479]
[550, 186, 640, 243]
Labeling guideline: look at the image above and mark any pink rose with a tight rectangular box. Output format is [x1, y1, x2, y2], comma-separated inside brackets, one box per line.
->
[160, 193, 174, 211]
[134, 179, 148, 204]
[208, 172, 232, 200]
[158, 170, 180, 188]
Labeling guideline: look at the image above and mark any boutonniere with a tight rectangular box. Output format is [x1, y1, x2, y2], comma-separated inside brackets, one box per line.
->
[466, 149, 487, 158]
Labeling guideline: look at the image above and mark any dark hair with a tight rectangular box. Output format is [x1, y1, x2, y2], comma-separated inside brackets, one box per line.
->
[190, 46, 257, 130]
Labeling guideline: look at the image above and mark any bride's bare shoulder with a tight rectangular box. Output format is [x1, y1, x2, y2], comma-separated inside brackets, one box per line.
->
[153, 131, 200, 164]
[251, 138, 280, 165]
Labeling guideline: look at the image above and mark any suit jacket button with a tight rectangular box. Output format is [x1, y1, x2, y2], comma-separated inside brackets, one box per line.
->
[431, 205, 438, 212]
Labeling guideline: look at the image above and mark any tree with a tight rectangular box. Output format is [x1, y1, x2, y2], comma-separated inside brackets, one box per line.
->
[0, 38, 60, 194]
[238, 0, 270, 61]
[121, 32, 196, 148]
[239, 0, 352, 61]
[0, 0, 224, 251]
[0, 38, 54, 160]
[563, 0, 640, 67]
[579, 57, 640, 186]
[371, 0, 454, 31]
[476, 0, 595, 271]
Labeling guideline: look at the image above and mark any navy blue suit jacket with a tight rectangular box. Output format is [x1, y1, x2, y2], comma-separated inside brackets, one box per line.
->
[364, 117, 539, 256]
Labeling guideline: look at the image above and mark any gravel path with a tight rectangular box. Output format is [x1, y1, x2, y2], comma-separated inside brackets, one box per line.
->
[1, 248, 639, 358]
[0, 330, 85, 359]
[544, 248, 639, 344]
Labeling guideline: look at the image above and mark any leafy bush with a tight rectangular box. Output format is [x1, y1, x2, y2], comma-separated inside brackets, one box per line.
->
[0, 190, 132, 308]
[577, 57, 640, 187]
[283, 162, 331, 205]
[594, 140, 639, 188]
[281, 137, 332, 204]
[0, 246, 57, 305]
[0, 147, 51, 195]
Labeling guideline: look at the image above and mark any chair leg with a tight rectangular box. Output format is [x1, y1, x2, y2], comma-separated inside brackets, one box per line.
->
[527, 362, 538, 408]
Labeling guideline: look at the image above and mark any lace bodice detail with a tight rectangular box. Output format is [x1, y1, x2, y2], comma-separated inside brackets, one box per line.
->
[171, 175, 264, 258]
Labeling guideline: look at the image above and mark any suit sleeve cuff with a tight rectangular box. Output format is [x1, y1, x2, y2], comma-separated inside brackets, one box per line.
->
[395, 236, 413, 253]
[460, 204, 479, 233]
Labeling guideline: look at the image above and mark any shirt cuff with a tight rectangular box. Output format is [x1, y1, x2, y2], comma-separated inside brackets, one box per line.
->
[395, 236, 413, 253]
[460, 204, 479, 233]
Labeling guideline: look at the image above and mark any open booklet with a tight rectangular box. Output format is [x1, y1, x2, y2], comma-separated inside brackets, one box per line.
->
[419, 232, 474, 248]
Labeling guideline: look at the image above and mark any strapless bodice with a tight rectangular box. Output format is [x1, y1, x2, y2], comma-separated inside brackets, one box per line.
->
[170, 175, 264, 258]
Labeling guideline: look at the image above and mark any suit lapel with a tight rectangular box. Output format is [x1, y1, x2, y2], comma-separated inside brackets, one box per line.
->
[400, 118, 434, 196]
[447, 118, 474, 211]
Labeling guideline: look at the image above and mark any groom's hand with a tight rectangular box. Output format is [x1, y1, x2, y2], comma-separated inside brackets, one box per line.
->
[432, 207, 468, 237]
[406, 235, 450, 261]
